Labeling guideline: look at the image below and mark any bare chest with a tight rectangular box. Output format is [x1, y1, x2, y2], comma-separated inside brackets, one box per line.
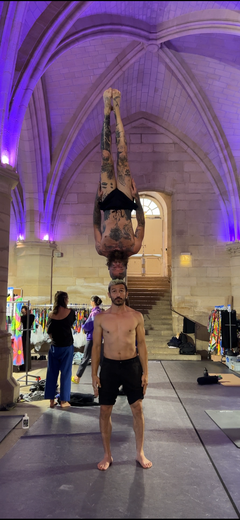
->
[102, 314, 137, 337]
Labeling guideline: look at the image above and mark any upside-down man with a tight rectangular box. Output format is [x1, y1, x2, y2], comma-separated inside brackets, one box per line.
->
[93, 88, 145, 279]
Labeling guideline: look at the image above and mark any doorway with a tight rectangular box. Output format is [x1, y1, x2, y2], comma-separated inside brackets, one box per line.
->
[128, 193, 167, 277]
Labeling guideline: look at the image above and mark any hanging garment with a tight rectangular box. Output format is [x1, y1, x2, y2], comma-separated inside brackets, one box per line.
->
[221, 310, 237, 352]
[208, 309, 222, 354]
[12, 300, 24, 366]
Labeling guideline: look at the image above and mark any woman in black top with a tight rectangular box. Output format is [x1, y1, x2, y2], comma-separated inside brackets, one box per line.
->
[44, 291, 75, 408]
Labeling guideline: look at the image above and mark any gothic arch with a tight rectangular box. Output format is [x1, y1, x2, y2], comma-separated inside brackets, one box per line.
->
[52, 113, 231, 242]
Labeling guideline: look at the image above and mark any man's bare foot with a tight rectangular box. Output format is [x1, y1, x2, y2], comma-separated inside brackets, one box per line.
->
[112, 89, 121, 113]
[103, 88, 112, 116]
[136, 454, 152, 469]
[50, 399, 57, 408]
[97, 455, 113, 471]
[60, 401, 71, 408]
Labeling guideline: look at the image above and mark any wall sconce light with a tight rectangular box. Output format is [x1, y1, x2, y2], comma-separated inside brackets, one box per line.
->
[180, 252, 192, 267]
[17, 234, 24, 241]
[1, 154, 9, 165]
[43, 234, 49, 241]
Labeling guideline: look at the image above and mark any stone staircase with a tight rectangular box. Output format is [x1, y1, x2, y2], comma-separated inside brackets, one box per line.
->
[127, 276, 201, 361]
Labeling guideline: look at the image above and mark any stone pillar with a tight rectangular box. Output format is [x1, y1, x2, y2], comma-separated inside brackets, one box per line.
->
[226, 241, 240, 314]
[15, 240, 57, 305]
[0, 164, 20, 409]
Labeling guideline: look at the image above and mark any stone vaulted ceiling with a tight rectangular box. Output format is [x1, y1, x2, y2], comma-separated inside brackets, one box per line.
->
[1, 1, 240, 241]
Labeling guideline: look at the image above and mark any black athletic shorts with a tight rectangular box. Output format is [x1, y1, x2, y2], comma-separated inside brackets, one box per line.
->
[99, 356, 144, 406]
[98, 188, 138, 211]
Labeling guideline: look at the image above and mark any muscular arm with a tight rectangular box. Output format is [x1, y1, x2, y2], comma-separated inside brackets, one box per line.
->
[136, 312, 148, 395]
[93, 188, 103, 255]
[91, 315, 103, 397]
[132, 193, 145, 254]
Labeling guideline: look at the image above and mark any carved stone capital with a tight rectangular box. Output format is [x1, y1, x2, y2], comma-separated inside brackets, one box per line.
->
[15, 240, 57, 258]
[226, 240, 240, 257]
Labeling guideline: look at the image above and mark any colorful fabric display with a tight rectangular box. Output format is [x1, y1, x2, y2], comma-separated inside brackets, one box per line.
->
[12, 297, 24, 366]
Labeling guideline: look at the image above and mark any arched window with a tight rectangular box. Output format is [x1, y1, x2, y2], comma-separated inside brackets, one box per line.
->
[132, 197, 160, 217]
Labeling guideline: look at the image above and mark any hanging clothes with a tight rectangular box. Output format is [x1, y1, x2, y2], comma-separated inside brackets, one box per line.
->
[221, 310, 237, 352]
[208, 308, 238, 355]
[208, 309, 222, 355]
[12, 298, 24, 366]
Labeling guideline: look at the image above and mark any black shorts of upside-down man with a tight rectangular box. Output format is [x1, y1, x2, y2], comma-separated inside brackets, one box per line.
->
[93, 87, 145, 280]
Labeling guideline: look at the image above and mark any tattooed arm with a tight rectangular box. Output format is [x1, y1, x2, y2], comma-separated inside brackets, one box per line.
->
[131, 180, 145, 254]
[93, 184, 103, 255]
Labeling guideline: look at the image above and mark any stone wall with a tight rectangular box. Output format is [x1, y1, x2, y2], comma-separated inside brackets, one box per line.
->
[8, 125, 233, 323]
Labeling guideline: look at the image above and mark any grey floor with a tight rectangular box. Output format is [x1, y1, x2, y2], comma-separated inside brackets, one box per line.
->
[1, 359, 240, 519]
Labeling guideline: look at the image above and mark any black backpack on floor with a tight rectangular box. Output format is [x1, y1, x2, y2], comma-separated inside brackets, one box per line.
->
[179, 332, 187, 344]
[197, 376, 219, 385]
[179, 342, 196, 355]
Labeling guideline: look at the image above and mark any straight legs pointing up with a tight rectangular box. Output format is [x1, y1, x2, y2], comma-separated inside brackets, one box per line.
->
[112, 89, 133, 200]
[100, 88, 116, 201]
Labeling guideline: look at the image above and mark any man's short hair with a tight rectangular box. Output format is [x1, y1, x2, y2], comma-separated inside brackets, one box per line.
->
[108, 279, 128, 293]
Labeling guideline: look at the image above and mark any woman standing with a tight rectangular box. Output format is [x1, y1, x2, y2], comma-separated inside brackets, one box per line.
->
[73, 296, 103, 384]
[45, 291, 75, 408]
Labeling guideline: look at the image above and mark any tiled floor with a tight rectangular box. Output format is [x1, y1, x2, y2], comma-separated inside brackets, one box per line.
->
[1, 358, 240, 518]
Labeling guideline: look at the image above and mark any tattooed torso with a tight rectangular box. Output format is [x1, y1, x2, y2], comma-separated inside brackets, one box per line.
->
[100, 209, 135, 254]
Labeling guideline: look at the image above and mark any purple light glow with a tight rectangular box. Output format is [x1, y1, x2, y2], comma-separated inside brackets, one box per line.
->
[17, 234, 24, 241]
[43, 234, 49, 241]
[229, 223, 235, 242]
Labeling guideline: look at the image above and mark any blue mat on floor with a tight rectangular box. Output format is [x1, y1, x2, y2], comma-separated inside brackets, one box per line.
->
[0, 416, 22, 443]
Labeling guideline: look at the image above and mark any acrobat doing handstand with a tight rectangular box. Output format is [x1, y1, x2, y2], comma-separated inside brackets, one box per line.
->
[93, 88, 145, 280]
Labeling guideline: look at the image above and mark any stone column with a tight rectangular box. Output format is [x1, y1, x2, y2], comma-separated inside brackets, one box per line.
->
[15, 240, 57, 305]
[0, 164, 20, 409]
[226, 241, 240, 314]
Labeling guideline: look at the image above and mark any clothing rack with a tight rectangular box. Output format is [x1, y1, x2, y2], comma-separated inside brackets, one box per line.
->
[30, 303, 91, 332]
[16, 300, 40, 387]
[7, 300, 83, 384]
[7, 299, 107, 383]
[208, 306, 237, 358]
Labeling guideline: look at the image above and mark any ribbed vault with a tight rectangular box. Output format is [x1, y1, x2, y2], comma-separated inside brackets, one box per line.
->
[1, 1, 240, 241]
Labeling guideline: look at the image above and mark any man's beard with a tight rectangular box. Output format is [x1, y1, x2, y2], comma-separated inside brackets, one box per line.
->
[111, 297, 125, 306]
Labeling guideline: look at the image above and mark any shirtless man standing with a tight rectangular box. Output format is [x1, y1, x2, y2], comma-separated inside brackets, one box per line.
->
[93, 88, 145, 279]
[91, 279, 152, 471]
